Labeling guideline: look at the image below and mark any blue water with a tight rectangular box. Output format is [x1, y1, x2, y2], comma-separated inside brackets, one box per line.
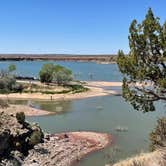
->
[0, 61, 122, 81]
[1, 60, 165, 165]
[11, 96, 165, 166]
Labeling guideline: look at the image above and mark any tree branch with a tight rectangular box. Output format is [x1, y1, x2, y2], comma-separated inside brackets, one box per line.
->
[135, 86, 166, 101]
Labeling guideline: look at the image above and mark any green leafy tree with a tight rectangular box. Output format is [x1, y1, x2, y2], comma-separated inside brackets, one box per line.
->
[53, 65, 72, 85]
[117, 8, 166, 112]
[39, 63, 72, 85]
[0, 65, 23, 93]
[39, 63, 55, 83]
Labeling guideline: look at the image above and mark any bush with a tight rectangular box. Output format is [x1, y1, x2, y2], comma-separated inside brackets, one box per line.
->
[28, 130, 43, 146]
[150, 117, 166, 151]
[39, 63, 55, 83]
[39, 63, 72, 85]
[0, 70, 23, 93]
[12, 83, 23, 93]
[16, 112, 25, 124]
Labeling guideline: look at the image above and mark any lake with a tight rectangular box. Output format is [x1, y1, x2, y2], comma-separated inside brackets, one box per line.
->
[0, 61, 122, 81]
[1, 61, 165, 165]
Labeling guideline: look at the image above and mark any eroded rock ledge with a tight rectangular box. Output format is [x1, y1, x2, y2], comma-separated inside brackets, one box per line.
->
[23, 132, 110, 166]
[0, 112, 111, 166]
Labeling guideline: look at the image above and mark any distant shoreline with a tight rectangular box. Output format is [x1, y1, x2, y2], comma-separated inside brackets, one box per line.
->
[0, 54, 117, 63]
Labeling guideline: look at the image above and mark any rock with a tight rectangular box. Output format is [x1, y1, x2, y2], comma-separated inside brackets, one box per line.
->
[0, 129, 10, 156]
[0, 112, 44, 162]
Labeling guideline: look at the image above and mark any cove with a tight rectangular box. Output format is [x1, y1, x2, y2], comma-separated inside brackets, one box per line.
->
[10, 95, 165, 166]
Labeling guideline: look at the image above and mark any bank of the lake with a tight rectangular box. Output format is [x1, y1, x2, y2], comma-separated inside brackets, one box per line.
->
[23, 132, 111, 166]
[0, 81, 121, 102]
[0, 61, 165, 166]
[10, 95, 165, 166]
[0, 104, 52, 116]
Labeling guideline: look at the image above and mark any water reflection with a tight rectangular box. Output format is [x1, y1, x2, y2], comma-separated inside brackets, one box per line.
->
[9, 100, 72, 115]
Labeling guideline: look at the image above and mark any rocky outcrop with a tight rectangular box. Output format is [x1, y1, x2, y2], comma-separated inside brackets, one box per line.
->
[0, 112, 110, 166]
[0, 112, 44, 165]
[23, 132, 110, 166]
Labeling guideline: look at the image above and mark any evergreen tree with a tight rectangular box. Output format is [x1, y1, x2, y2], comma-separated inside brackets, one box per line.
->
[117, 8, 166, 112]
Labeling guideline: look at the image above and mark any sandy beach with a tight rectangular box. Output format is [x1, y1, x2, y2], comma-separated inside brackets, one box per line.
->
[0, 81, 122, 101]
[0, 81, 122, 116]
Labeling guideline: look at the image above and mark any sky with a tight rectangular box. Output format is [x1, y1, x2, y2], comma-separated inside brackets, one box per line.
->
[0, 0, 165, 54]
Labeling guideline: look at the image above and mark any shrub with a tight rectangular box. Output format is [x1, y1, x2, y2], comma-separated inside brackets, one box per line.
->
[39, 63, 55, 83]
[28, 130, 43, 146]
[150, 117, 166, 151]
[0, 70, 23, 94]
[16, 112, 25, 124]
[12, 83, 23, 93]
[39, 63, 72, 85]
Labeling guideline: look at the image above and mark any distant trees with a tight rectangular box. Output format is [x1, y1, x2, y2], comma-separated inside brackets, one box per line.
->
[117, 8, 166, 112]
[0, 64, 23, 93]
[39, 63, 72, 85]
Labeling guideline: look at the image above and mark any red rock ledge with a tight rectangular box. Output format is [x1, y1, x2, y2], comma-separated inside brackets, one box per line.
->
[23, 131, 111, 166]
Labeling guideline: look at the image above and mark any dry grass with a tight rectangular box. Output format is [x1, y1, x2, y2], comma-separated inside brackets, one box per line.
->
[112, 148, 166, 166]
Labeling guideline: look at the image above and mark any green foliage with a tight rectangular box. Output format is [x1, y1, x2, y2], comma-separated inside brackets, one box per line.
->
[8, 64, 16, 73]
[16, 112, 25, 124]
[39, 63, 55, 83]
[117, 8, 166, 112]
[0, 65, 23, 94]
[23, 84, 88, 94]
[28, 130, 43, 146]
[0, 75, 23, 93]
[149, 117, 166, 151]
[68, 84, 89, 93]
[41, 89, 71, 94]
[53, 65, 72, 85]
[39, 63, 72, 85]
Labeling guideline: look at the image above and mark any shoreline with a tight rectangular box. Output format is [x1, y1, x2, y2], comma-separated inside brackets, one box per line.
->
[0, 81, 122, 101]
[23, 131, 111, 166]
[0, 81, 122, 117]
[0, 54, 117, 63]
[0, 112, 112, 166]
[0, 104, 53, 117]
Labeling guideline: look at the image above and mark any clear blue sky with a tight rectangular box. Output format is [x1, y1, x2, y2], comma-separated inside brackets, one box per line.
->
[0, 0, 165, 54]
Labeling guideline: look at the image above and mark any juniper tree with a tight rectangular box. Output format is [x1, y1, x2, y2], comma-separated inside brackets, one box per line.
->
[117, 8, 166, 112]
